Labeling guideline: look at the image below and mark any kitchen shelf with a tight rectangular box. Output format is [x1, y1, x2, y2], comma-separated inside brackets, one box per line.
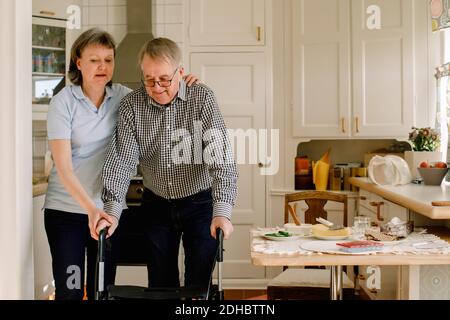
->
[32, 45, 64, 51]
[32, 72, 65, 77]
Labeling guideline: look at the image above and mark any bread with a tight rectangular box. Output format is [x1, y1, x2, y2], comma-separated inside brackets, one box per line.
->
[312, 224, 350, 237]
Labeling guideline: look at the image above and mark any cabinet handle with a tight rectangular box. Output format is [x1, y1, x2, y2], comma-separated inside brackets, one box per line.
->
[360, 196, 367, 200]
[341, 118, 346, 133]
[369, 201, 385, 221]
[39, 10, 55, 16]
[257, 26, 261, 41]
[355, 116, 360, 133]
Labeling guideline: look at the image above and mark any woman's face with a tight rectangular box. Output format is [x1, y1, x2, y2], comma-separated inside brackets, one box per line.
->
[76, 44, 115, 88]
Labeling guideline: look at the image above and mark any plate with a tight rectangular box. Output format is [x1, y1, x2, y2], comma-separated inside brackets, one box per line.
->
[301, 240, 385, 255]
[313, 235, 350, 241]
[263, 235, 304, 241]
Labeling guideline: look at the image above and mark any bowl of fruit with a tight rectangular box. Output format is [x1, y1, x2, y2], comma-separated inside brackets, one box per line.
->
[417, 161, 449, 185]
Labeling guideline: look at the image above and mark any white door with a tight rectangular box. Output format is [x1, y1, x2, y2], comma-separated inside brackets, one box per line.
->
[190, 52, 266, 278]
[352, 0, 414, 137]
[189, 0, 265, 46]
[292, 0, 352, 138]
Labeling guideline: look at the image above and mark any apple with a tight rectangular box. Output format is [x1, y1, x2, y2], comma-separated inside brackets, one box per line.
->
[434, 161, 447, 169]
[419, 161, 430, 168]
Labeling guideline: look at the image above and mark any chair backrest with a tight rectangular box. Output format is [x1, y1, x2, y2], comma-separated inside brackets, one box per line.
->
[284, 191, 348, 226]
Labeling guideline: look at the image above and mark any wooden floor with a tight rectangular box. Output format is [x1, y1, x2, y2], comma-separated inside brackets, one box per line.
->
[224, 289, 267, 300]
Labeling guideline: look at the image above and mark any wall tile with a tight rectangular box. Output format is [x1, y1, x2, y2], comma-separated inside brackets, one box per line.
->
[108, 6, 127, 25]
[152, 5, 165, 24]
[107, 0, 127, 5]
[89, 6, 107, 25]
[164, 23, 183, 42]
[152, 24, 166, 38]
[89, 0, 108, 6]
[82, 7, 89, 26]
[164, 5, 182, 24]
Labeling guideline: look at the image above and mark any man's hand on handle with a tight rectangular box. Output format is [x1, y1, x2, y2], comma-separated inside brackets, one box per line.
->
[210, 216, 233, 240]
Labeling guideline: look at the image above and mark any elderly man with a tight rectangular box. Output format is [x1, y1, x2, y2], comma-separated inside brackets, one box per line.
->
[98, 37, 238, 289]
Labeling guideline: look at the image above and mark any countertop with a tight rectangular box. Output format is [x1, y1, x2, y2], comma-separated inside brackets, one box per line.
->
[349, 177, 450, 219]
[33, 182, 47, 197]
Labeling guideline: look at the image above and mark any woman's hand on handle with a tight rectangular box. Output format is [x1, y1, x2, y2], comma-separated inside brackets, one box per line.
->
[94, 212, 118, 240]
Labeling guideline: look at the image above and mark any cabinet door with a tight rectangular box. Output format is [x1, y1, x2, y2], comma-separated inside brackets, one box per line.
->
[292, 0, 352, 138]
[189, 0, 265, 46]
[190, 52, 266, 279]
[352, 0, 414, 137]
[32, 0, 71, 20]
[33, 195, 54, 300]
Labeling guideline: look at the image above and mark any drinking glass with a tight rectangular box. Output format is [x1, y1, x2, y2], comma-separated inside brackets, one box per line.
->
[352, 216, 371, 240]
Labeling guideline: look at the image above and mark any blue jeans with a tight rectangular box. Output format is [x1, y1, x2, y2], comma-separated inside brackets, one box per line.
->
[141, 188, 218, 289]
[44, 209, 117, 300]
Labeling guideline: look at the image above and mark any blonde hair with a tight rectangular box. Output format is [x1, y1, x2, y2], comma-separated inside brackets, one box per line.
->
[68, 28, 116, 86]
[138, 37, 181, 67]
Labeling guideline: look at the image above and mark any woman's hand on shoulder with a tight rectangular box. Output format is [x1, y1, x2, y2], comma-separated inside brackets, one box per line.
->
[183, 74, 201, 87]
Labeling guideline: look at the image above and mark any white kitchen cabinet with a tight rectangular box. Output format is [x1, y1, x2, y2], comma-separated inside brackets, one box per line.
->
[33, 194, 54, 300]
[188, 0, 265, 46]
[32, 0, 71, 20]
[352, 0, 414, 137]
[292, 0, 424, 139]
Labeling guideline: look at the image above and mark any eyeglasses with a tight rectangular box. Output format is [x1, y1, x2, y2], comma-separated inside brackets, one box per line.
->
[141, 67, 179, 88]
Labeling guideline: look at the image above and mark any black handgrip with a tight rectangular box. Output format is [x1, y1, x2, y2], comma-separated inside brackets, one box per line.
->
[95, 227, 108, 300]
[216, 228, 223, 262]
[98, 228, 108, 262]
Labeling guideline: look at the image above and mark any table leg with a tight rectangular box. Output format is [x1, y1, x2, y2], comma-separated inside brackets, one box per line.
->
[330, 265, 343, 300]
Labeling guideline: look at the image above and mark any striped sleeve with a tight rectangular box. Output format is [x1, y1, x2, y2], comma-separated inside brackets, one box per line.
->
[101, 97, 140, 221]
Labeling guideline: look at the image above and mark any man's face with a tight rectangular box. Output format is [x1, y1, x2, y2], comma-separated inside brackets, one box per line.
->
[140, 55, 184, 105]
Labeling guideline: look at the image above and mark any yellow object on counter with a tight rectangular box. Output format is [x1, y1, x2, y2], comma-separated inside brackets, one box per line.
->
[312, 224, 350, 237]
[312, 149, 331, 191]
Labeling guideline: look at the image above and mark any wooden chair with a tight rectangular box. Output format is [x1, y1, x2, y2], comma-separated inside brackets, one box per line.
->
[266, 191, 355, 300]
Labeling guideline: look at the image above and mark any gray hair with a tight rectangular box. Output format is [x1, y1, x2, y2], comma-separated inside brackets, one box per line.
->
[138, 37, 181, 67]
[68, 28, 116, 86]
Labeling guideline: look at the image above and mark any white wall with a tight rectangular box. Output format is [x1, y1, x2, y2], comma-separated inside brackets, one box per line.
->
[81, 0, 128, 45]
[0, 0, 34, 299]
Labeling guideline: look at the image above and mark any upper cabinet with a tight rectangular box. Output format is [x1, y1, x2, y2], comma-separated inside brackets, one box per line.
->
[292, 0, 424, 139]
[352, 0, 414, 138]
[189, 0, 265, 46]
[292, 0, 352, 138]
[32, 0, 71, 20]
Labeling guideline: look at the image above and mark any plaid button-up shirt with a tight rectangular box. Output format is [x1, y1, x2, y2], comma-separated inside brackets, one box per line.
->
[101, 80, 238, 221]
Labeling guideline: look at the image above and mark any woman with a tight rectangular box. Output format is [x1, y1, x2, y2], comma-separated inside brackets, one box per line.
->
[44, 28, 198, 300]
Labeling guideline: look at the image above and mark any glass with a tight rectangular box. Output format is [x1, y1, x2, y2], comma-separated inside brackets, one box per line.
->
[352, 216, 371, 240]
[32, 23, 66, 105]
[141, 67, 179, 88]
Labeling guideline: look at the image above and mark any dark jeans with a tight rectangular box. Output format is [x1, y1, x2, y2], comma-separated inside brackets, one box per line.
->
[141, 188, 218, 289]
[44, 209, 117, 300]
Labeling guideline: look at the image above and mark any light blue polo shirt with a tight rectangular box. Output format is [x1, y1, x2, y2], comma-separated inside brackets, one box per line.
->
[44, 84, 132, 214]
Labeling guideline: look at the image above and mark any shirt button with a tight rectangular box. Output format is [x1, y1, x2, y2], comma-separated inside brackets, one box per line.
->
[168, 182, 172, 186]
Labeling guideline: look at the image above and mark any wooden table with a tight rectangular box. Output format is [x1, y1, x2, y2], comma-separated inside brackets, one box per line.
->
[250, 231, 450, 300]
